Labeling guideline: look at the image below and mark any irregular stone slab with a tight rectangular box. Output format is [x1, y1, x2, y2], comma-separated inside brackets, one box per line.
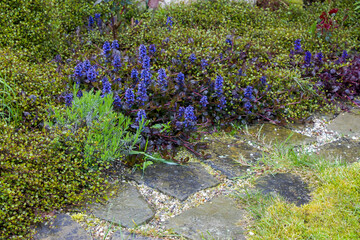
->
[248, 123, 315, 146]
[208, 138, 263, 164]
[164, 196, 246, 240]
[131, 163, 220, 201]
[111, 229, 158, 240]
[327, 112, 360, 137]
[89, 183, 154, 228]
[204, 157, 249, 179]
[317, 138, 360, 163]
[33, 214, 91, 240]
[256, 173, 311, 206]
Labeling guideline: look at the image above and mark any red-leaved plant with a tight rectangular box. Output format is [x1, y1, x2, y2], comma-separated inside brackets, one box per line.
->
[316, 8, 339, 41]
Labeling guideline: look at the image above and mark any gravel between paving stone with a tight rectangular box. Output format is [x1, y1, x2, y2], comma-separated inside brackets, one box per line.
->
[69, 115, 359, 240]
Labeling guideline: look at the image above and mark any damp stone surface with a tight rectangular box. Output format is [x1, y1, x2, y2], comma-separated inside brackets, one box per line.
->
[327, 112, 360, 138]
[164, 195, 246, 240]
[89, 182, 155, 228]
[255, 173, 311, 206]
[248, 123, 316, 146]
[131, 162, 220, 201]
[33, 214, 91, 240]
[316, 138, 360, 163]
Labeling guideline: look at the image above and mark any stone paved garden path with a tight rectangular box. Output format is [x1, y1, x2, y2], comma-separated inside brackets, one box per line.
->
[33, 109, 360, 240]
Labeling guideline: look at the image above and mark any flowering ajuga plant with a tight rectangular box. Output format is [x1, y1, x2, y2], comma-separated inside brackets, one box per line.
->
[304, 51, 312, 67]
[125, 88, 135, 108]
[200, 96, 208, 107]
[157, 68, 167, 91]
[94, 13, 101, 27]
[149, 44, 156, 55]
[83, 60, 91, 72]
[138, 44, 147, 63]
[218, 96, 226, 110]
[141, 69, 152, 86]
[189, 53, 196, 63]
[201, 59, 208, 69]
[101, 77, 112, 96]
[65, 93, 73, 107]
[111, 40, 119, 50]
[178, 106, 185, 118]
[294, 39, 302, 53]
[215, 75, 224, 97]
[177, 72, 185, 89]
[131, 69, 138, 83]
[88, 16, 94, 29]
[113, 94, 122, 108]
[184, 105, 196, 128]
[244, 86, 254, 100]
[136, 109, 146, 123]
[166, 16, 173, 31]
[137, 80, 148, 105]
[103, 41, 111, 59]
[112, 54, 121, 71]
[142, 55, 151, 69]
[316, 52, 323, 62]
[74, 62, 83, 79]
[86, 67, 97, 82]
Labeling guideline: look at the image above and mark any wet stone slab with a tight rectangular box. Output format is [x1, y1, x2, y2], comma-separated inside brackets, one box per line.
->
[317, 138, 360, 163]
[111, 229, 159, 240]
[131, 163, 220, 201]
[256, 173, 311, 206]
[33, 214, 91, 240]
[164, 196, 246, 240]
[248, 123, 316, 146]
[327, 112, 360, 137]
[204, 157, 249, 179]
[89, 183, 154, 228]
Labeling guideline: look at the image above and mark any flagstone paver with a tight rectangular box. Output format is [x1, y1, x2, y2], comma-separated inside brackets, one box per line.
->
[33, 214, 91, 240]
[164, 196, 246, 240]
[248, 123, 316, 146]
[111, 229, 159, 240]
[130, 162, 220, 201]
[327, 112, 360, 137]
[255, 173, 311, 206]
[317, 138, 360, 163]
[89, 183, 155, 228]
[203, 157, 249, 179]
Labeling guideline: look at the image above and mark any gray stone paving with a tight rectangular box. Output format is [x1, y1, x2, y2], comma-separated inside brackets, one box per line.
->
[33, 214, 91, 240]
[36, 109, 360, 239]
[89, 183, 155, 228]
[327, 112, 360, 137]
[248, 123, 316, 146]
[165, 196, 246, 240]
[255, 173, 311, 206]
[131, 162, 220, 201]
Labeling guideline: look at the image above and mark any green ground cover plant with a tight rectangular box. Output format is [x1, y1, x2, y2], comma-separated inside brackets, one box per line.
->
[0, 0, 359, 238]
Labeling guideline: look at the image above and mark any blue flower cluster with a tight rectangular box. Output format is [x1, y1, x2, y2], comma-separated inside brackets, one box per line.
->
[125, 88, 135, 108]
[226, 38, 232, 46]
[86, 67, 98, 82]
[138, 44, 147, 63]
[113, 94, 122, 108]
[316, 52, 323, 62]
[189, 53, 196, 63]
[304, 51, 312, 66]
[88, 16, 94, 28]
[177, 72, 185, 89]
[200, 96, 208, 107]
[218, 96, 226, 110]
[157, 68, 167, 91]
[77, 90, 83, 98]
[178, 106, 185, 118]
[83, 60, 91, 72]
[94, 13, 101, 27]
[260, 76, 267, 85]
[74, 62, 83, 78]
[294, 39, 302, 52]
[103, 41, 111, 59]
[102, 77, 112, 96]
[244, 101, 252, 112]
[141, 69, 152, 86]
[111, 40, 119, 50]
[244, 86, 254, 100]
[137, 80, 148, 105]
[215, 75, 224, 97]
[149, 44, 156, 55]
[342, 50, 348, 61]
[166, 16, 173, 31]
[65, 93, 73, 107]
[136, 109, 146, 123]
[184, 105, 196, 128]
[131, 69, 138, 83]
[112, 54, 121, 71]
[142, 55, 151, 69]
[201, 59, 208, 69]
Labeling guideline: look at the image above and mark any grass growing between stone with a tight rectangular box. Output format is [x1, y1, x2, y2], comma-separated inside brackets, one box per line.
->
[238, 145, 360, 239]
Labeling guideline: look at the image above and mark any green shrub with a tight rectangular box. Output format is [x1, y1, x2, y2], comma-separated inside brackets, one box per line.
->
[0, 124, 109, 239]
[47, 87, 147, 167]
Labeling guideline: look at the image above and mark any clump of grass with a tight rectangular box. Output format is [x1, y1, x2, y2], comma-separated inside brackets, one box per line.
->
[238, 145, 360, 239]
